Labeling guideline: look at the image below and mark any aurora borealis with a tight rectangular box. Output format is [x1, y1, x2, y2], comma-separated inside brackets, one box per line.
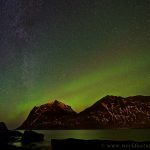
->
[0, 0, 150, 128]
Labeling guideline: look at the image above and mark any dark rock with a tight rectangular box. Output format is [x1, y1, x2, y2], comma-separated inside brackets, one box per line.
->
[7, 130, 23, 143]
[0, 122, 8, 131]
[0, 123, 31, 149]
[0, 132, 8, 144]
[0, 122, 22, 144]
[0, 144, 31, 150]
[51, 139, 150, 150]
[8, 130, 23, 137]
[22, 130, 44, 143]
[0, 129, 23, 144]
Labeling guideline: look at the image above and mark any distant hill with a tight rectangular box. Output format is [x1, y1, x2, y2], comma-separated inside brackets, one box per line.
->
[18, 95, 150, 129]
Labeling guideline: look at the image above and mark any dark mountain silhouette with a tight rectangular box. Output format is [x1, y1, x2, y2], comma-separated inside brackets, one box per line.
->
[78, 95, 150, 128]
[18, 100, 77, 129]
[18, 95, 150, 129]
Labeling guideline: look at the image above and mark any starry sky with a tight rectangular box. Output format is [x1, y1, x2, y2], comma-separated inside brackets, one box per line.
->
[0, 0, 150, 128]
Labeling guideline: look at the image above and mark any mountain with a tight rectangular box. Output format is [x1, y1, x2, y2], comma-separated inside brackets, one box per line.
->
[78, 95, 150, 128]
[18, 100, 77, 129]
[18, 95, 150, 129]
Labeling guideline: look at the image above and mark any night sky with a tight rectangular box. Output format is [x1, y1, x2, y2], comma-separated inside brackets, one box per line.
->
[0, 0, 150, 128]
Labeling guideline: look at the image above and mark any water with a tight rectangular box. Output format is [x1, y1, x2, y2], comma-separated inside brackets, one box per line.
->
[13, 129, 150, 149]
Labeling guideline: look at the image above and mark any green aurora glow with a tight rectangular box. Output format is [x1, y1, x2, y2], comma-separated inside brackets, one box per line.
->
[0, 0, 150, 128]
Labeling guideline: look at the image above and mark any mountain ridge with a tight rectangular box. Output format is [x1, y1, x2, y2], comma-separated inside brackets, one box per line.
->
[18, 95, 150, 129]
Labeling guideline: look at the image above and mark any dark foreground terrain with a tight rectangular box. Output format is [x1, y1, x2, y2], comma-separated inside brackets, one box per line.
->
[1, 122, 150, 150]
[51, 139, 150, 150]
[0, 122, 44, 150]
[1, 138, 150, 150]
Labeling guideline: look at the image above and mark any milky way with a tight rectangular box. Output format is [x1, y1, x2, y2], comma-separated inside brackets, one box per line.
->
[0, 0, 150, 128]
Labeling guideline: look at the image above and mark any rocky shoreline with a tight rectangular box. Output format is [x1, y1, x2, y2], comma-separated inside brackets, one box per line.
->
[1, 122, 150, 150]
[0, 122, 44, 150]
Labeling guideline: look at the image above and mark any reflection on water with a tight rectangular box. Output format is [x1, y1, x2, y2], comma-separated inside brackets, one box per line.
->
[42, 129, 150, 141]
[12, 129, 150, 149]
